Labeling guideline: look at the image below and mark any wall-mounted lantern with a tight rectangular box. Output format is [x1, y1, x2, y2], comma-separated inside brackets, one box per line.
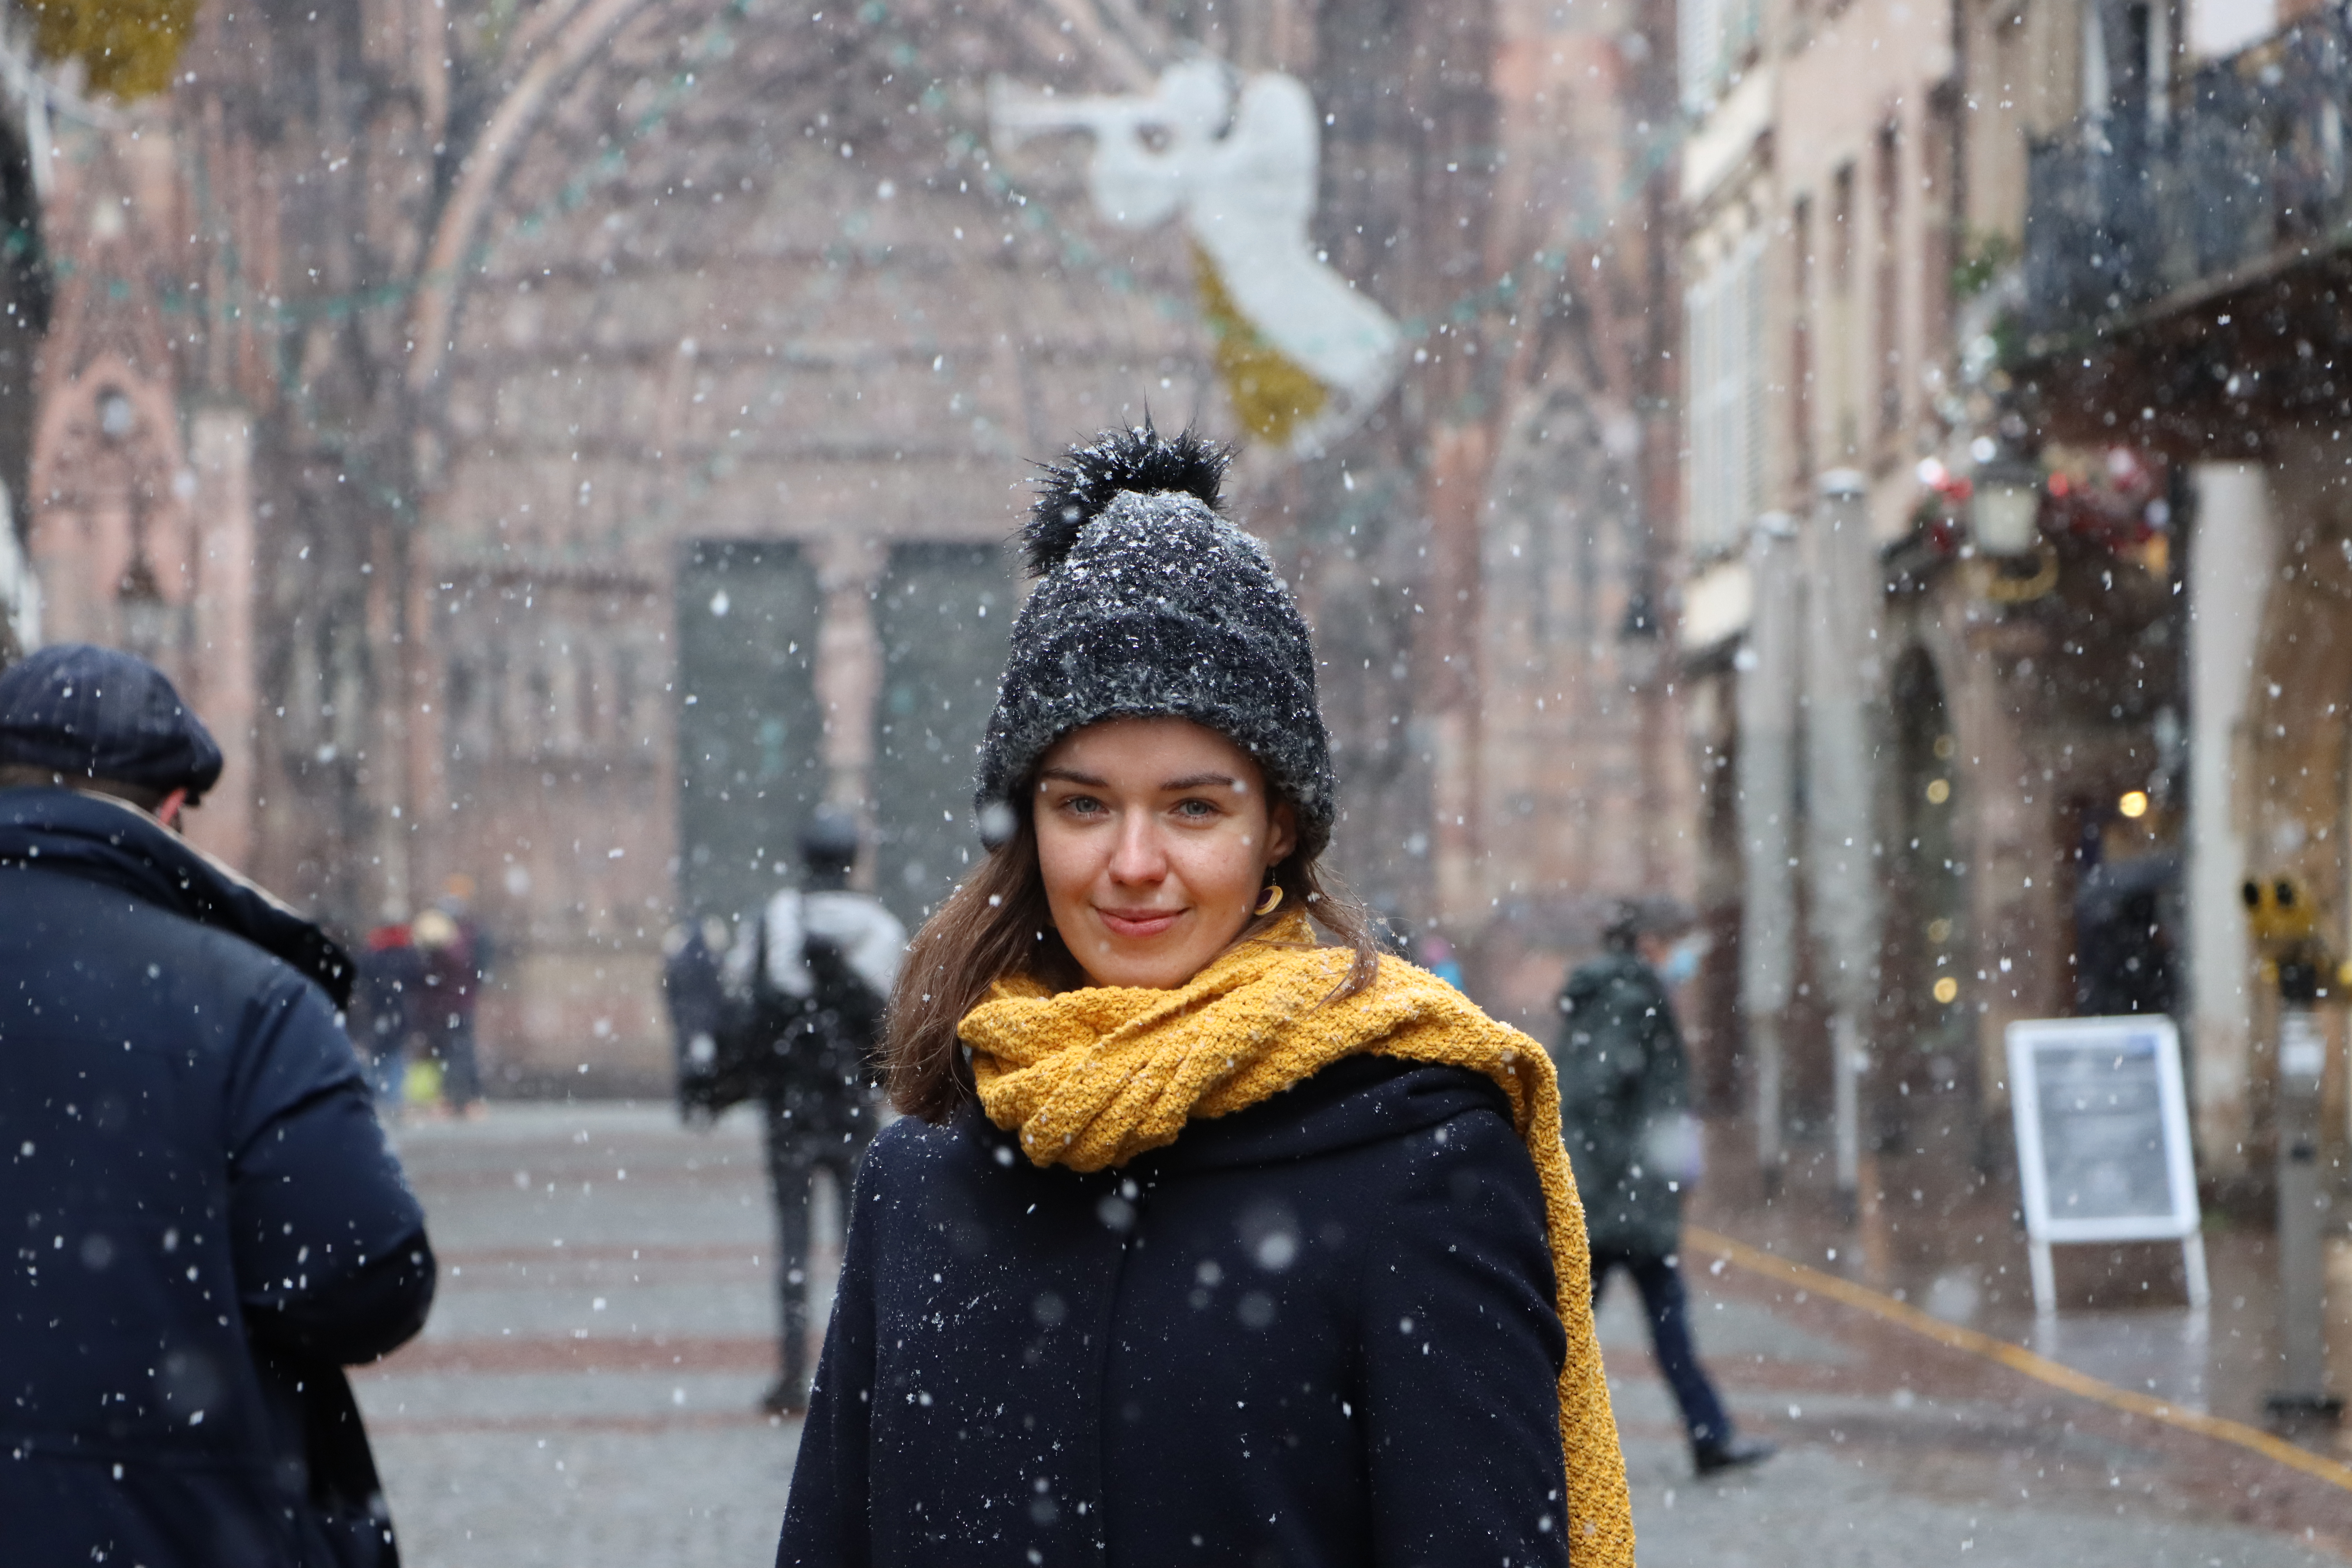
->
[1970, 453, 2044, 556]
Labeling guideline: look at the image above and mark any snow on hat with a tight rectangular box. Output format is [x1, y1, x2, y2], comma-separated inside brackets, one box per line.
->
[974, 425, 1337, 859]
[0, 643, 224, 800]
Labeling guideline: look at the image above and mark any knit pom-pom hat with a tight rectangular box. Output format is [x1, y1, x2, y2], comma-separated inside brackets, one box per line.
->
[975, 425, 1337, 859]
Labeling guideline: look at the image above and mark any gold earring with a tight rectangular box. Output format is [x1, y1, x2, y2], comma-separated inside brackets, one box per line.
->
[1254, 883, 1284, 916]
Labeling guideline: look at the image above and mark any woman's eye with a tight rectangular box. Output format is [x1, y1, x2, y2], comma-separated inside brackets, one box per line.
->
[1173, 799, 1218, 820]
[1063, 794, 1104, 816]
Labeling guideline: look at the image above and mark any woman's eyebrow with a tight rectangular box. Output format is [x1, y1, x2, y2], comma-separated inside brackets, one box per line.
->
[1161, 772, 1243, 791]
[1036, 766, 1108, 787]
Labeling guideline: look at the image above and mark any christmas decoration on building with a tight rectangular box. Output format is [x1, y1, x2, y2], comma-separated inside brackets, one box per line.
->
[990, 60, 1402, 453]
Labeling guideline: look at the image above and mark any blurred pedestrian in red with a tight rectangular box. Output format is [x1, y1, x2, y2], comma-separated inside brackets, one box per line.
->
[414, 874, 490, 1118]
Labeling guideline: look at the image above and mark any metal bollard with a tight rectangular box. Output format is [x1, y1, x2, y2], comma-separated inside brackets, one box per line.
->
[2243, 875, 2343, 1421]
[2265, 987, 2342, 1419]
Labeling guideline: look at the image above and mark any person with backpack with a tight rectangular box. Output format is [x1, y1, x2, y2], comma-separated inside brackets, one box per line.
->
[720, 809, 906, 1416]
[776, 427, 1634, 1566]
[1555, 900, 1773, 1480]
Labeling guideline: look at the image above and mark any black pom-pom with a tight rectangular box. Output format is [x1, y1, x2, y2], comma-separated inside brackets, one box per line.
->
[1025, 423, 1230, 576]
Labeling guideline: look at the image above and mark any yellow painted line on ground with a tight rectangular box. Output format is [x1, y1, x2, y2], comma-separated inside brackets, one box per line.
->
[1684, 1224, 2352, 1496]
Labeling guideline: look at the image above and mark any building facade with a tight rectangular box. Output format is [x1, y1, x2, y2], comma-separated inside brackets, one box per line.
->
[9, 0, 1693, 1087]
[2018, 0, 2352, 1189]
[1676, 0, 2346, 1212]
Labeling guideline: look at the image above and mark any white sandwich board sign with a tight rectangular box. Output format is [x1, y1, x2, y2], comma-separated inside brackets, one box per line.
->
[2005, 1016, 2208, 1315]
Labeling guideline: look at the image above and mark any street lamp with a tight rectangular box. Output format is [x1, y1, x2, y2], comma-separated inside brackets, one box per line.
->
[1971, 454, 2044, 556]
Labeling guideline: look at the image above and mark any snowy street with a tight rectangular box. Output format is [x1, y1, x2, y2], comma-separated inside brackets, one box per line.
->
[13, 1, 2352, 1560]
[361, 1105, 2351, 1567]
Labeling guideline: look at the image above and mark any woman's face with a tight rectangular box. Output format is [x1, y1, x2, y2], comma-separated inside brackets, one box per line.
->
[1033, 716, 1298, 989]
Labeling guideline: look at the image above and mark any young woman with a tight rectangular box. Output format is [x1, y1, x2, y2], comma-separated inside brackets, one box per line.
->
[776, 427, 1634, 1567]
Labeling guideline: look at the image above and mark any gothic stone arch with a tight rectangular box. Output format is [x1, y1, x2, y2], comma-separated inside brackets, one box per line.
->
[409, 12, 1218, 1084]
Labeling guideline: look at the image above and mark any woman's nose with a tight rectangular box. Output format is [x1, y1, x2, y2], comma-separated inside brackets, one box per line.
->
[1106, 812, 1167, 884]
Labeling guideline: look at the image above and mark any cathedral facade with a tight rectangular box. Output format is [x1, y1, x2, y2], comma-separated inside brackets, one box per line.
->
[16, 0, 1686, 1088]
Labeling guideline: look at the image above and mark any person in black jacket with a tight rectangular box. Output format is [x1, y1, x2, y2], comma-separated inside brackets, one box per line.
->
[1556, 900, 1771, 1479]
[776, 428, 1635, 1567]
[0, 644, 436, 1568]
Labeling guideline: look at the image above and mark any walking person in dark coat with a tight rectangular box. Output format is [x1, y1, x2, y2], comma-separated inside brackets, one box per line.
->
[662, 913, 736, 1104]
[723, 808, 906, 1416]
[353, 917, 426, 1114]
[2071, 823, 2180, 1017]
[777, 428, 1635, 1566]
[0, 644, 436, 1568]
[1556, 900, 1773, 1479]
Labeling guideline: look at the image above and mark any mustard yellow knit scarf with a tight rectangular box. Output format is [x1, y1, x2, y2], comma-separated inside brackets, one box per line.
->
[959, 915, 1636, 1566]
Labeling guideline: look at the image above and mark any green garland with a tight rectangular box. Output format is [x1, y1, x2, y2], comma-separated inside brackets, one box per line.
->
[25, 0, 196, 101]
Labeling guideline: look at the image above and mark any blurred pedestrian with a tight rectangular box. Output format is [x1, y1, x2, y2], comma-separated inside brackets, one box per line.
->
[2072, 818, 2179, 1017]
[723, 808, 905, 1416]
[0, 644, 435, 1567]
[353, 913, 424, 1113]
[413, 874, 489, 1118]
[1417, 931, 1466, 988]
[1555, 899, 1773, 1479]
[778, 428, 1634, 1565]
[664, 913, 738, 1114]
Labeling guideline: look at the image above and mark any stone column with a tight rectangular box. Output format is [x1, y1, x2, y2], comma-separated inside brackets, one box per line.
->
[364, 529, 413, 922]
[1738, 512, 1802, 1183]
[184, 404, 256, 870]
[402, 543, 445, 902]
[1423, 421, 1491, 930]
[2186, 463, 2274, 1175]
[813, 531, 885, 881]
[1804, 470, 1884, 1211]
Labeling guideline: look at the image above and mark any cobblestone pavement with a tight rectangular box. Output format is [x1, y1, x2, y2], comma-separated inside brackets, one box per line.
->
[361, 1104, 808, 1568]
[361, 1105, 2352, 1567]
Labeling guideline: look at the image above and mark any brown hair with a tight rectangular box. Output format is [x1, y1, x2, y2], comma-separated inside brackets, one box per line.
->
[884, 787, 1382, 1124]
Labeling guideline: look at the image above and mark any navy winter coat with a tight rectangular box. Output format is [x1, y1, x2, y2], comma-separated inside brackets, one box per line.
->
[0, 788, 436, 1568]
[778, 1055, 1573, 1567]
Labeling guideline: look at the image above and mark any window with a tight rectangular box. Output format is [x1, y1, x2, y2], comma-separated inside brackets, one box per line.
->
[1681, 0, 1762, 109]
[1829, 163, 1858, 458]
[1875, 122, 1904, 443]
[1685, 231, 1768, 560]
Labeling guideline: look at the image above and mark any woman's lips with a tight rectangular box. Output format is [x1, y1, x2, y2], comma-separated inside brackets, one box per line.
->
[1096, 906, 1184, 939]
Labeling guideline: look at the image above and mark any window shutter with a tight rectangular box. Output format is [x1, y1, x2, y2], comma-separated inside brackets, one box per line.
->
[1740, 232, 1768, 522]
[1685, 267, 1718, 555]
[1680, 0, 1724, 109]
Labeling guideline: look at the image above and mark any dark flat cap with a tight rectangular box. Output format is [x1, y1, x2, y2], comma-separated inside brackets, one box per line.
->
[0, 644, 224, 799]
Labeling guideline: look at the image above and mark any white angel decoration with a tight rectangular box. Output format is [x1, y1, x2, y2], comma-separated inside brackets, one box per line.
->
[991, 60, 1403, 453]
